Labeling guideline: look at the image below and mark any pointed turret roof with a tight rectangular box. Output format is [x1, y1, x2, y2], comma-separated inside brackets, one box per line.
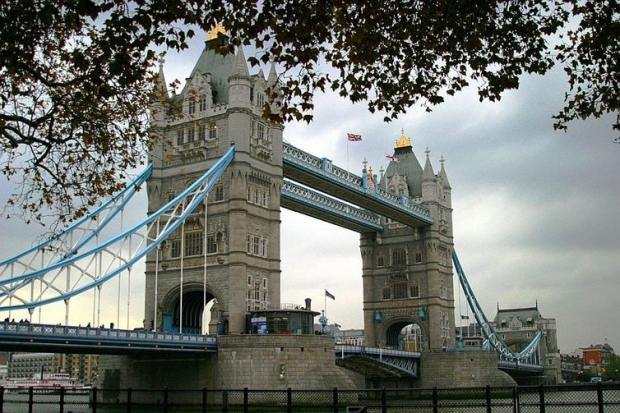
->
[380, 129, 424, 197]
[231, 45, 250, 79]
[154, 56, 168, 99]
[422, 147, 435, 182]
[439, 156, 451, 189]
[267, 62, 278, 86]
[179, 30, 236, 104]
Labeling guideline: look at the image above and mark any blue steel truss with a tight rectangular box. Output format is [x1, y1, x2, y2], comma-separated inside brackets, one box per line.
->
[283, 143, 433, 227]
[0, 145, 235, 312]
[281, 180, 383, 232]
[453, 250, 542, 364]
[336, 345, 420, 377]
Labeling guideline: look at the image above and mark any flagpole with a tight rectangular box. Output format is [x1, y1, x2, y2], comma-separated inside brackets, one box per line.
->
[346, 138, 350, 178]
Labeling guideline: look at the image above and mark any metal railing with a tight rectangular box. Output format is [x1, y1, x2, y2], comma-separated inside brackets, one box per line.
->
[1, 383, 618, 412]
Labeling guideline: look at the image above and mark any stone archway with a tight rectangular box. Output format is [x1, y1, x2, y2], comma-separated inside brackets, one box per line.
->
[161, 282, 217, 334]
[380, 317, 426, 351]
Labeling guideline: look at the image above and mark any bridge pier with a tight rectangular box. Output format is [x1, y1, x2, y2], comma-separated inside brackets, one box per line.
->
[420, 351, 516, 388]
[97, 335, 362, 394]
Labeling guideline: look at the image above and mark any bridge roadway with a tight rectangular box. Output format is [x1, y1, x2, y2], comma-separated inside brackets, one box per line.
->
[282, 143, 433, 229]
[0, 321, 216, 355]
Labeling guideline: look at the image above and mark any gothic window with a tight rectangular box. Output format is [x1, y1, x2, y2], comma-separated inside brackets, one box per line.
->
[254, 281, 261, 300]
[246, 234, 251, 253]
[440, 311, 450, 339]
[198, 124, 205, 140]
[170, 240, 181, 258]
[250, 120, 255, 138]
[184, 232, 203, 256]
[214, 184, 224, 202]
[187, 126, 195, 142]
[382, 288, 391, 300]
[247, 276, 252, 285]
[439, 275, 448, 299]
[209, 123, 217, 140]
[394, 282, 408, 299]
[439, 247, 448, 266]
[177, 129, 184, 145]
[189, 99, 196, 114]
[257, 93, 265, 108]
[258, 123, 265, 140]
[253, 236, 260, 255]
[206, 235, 217, 254]
[392, 248, 407, 266]
[410, 283, 420, 297]
[261, 191, 267, 207]
[247, 187, 251, 202]
[198, 95, 207, 111]
[415, 252, 422, 263]
[377, 255, 384, 267]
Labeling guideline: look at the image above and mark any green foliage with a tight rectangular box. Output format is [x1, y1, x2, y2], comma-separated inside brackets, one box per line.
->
[0, 0, 618, 223]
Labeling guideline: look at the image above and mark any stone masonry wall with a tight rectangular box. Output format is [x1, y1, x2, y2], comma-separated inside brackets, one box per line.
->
[213, 335, 360, 390]
[420, 351, 516, 388]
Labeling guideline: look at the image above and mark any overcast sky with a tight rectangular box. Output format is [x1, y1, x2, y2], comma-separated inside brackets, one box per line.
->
[1, 34, 619, 354]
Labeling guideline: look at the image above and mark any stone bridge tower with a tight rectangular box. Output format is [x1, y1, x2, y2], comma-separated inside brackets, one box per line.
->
[146, 28, 283, 335]
[361, 131, 455, 351]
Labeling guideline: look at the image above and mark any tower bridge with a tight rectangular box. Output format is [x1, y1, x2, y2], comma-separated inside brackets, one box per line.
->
[0, 28, 561, 390]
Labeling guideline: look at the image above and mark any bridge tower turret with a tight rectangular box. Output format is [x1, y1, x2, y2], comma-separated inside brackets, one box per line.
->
[362, 130, 455, 351]
[144, 27, 283, 335]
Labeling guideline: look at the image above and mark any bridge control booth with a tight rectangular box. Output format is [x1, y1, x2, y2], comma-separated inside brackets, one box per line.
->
[247, 299, 320, 335]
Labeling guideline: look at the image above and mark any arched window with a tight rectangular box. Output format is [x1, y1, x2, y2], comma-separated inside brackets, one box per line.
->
[392, 248, 407, 266]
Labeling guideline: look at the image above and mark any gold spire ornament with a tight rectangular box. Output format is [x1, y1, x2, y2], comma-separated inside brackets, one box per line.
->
[395, 128, 412, 148]
[207, 23, 227, 40]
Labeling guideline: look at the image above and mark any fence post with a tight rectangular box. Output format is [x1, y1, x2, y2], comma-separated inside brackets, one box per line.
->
[28, 387, 33, 413]
[596, 381, 604, 413]
[59, 386, 65, 413]
[0, 386, 4, 413]
[127, 387, 132, 413]
[92, 387, 98, 413]
[513, 386, 519, 413]
[432, 387, 438, 413]
[243, 387, 248, 413]
[538, 385, 545, 413]
[333, 387, 338, 413]
[287, 387, 292, 413]
[223, 389, 228, 413]
[202, 388, 207, 413]
[485, 385, 491, 413]
[382, 387, 387, 413]
[163, 388, 169, 413]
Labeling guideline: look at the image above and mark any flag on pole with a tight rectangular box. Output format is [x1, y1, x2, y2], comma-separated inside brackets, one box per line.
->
[347, 133, 362, 141]
[325, 289, 335, 300]
[386, 154, 399, 162]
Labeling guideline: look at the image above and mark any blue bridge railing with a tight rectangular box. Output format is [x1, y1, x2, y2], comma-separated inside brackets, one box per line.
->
[0, 321, 217, 354]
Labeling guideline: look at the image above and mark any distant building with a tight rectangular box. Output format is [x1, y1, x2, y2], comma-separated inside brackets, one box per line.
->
[7, 352, 98, 384]
[8, 353, 62, 378]
[582, 343, 614, 374]
[560, 351, 583, 382]
[334, 329, 365, 346]
[493, 303, 562, 385]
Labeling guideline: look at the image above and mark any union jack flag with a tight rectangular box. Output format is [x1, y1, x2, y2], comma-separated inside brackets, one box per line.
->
[347, 133, 362, 141]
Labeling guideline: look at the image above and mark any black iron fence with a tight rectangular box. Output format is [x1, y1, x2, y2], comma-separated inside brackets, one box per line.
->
[0, 382, 619, 412]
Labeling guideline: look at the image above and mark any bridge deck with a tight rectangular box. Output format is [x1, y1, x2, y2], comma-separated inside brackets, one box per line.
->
[0, 322, 217, 355]
[283, 143, 433, 227]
